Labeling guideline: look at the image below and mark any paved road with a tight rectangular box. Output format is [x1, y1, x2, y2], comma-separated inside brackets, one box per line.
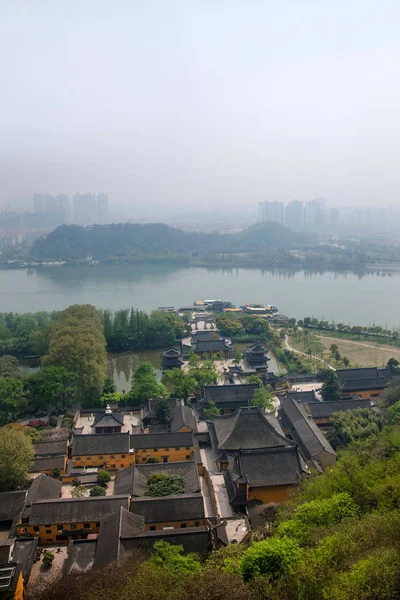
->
[284, 335, 335, 371]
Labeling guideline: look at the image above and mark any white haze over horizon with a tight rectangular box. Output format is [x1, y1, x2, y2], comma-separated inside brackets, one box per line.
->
[1, 0, 400, 213]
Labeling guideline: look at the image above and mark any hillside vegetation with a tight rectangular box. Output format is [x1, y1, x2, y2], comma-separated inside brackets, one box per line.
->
[31, 222, 315, 261]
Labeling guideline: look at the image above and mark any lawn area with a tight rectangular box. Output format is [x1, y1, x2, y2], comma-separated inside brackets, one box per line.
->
[314, 334, 400, 368]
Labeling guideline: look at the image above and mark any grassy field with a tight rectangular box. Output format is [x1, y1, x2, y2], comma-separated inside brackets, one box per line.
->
[288, 330, 400, 368]
[314, 334, 400, 368]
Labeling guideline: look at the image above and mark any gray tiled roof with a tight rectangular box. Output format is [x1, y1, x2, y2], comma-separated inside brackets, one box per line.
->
[130, 432, 193, 450]
[33, 440, 68, 456]
[121, 527, 212, 556]
[30, 455, 66, 473]
[209, 407, 291, 451]
[26, 496, 130, 526]
[130, 493, 205, 523]
[12, 538, 39, 583]
[277, 390, 320, 404]
[171, 405, 196, 432]
[193, 339, 231, 353]
[228, 446, 304, 488]
[279, 395, 335, 460]
[306, 399, 373, 419]
[200, 384, 259, 406]
[93, 411, 124, 427]
[94, 507, 144, 568]
[64, 540, 97, 575]
[336, 368, 392, 391]
[0, 491, 26, 522]
[26, 474, 62, 506]
[71, 433, 130, 456]
[114, 462, 200, 497]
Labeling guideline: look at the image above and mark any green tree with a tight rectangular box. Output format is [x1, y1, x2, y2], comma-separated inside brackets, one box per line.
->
[89, 485, 107, 497]
[43, 551, 55, 567]
[203, 400, 221, 419]
[145, 473, 185, 497]
[246, 375, 262, 385]
[96, 470, 111, 487]
[129, 362, 168, 405]
[0, 377, 26, 425]
[233, 346, 242, 365]
[44, 304, 107, 404]
[240, 537, 302, 582]
[321, 371, 341, 402]
[71, 485, 87, 498]
[99, 392, 124, 406]
[387, 401, 400, 425]
[0, 426, 34, 491]
[162, 369, 197, 401]
[387, 357, 400, 373]
[149, 541, 202, 574]
[250, 388, 273, 410]
[24, 366, 76, 412]
[0, 355, 20, 379]
[329, 409, 383, 448]
[155, 398, 172, 425]
[103, 376, 116, 394]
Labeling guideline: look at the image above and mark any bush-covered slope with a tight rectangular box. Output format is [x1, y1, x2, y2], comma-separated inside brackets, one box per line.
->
[31, 222, 316, 260]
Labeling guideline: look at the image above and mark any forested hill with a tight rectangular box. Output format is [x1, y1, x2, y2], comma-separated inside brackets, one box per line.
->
[31, 222, 316, 261]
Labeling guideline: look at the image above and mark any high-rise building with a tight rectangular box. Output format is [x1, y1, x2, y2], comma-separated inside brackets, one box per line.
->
[258, 201, 285, 225]
[285, 200, 304, 229]
[97, 193, 109, 224]
[73, 194, 97, 225]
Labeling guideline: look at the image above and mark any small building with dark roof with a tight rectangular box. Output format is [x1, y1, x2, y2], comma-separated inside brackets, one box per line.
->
[30, 455, 67, 475]
[63, 539, 98, 575]
[130, 432, 194, 464]
[279, 394, 336, 470]
[171, 405, 196, 433]
[304, 397, 374, 427]
[33, 440, 68, 457]
[224, 446, 305, 509]
[114, 461, 200, 497]
[0, 492, 26, 532]
[92, 405, 125, 434]
[198, 383, 260, 414]
[130, 493, 206, 530]
[71, 432, 134, 470]
[242, 344, 270, 370]
[94, 506, 145, 568]
[336, 367, 392, 399]
[25, 474, 62, 508]
[142, 398, 181, 430]
[208, 406, 293, 465]
[16, 495, 130, 545]
[192, 338, 232, 357]
[161, 348, 184, 371]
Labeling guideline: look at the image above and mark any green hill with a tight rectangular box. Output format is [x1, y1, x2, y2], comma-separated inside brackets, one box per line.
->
[31, 222, 316, 261]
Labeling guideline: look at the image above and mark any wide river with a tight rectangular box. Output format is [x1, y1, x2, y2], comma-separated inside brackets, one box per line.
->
[0, 263, 399, 328]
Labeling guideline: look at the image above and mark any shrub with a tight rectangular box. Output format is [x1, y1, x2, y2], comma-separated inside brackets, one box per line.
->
[89, 485, 106, 497]
[96, 470, 111, 487]
[146, 473, 185, 497]
[48, 415, 57, 427]
[43, 551, 54, 567]
[240, 538, 302, 582]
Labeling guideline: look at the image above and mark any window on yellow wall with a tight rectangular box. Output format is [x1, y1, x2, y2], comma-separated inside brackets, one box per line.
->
[87, 456, 91, 459]
[110, 455, 115, 459]
[121, 454, 126, 458]
[185, 446, 191, 450]
[175, 447, 181, 451]
[99, 455, 103, 459]
[165, 448, 170, 451]
[76, 456, 81, 460]
[153, 448, 158, 452]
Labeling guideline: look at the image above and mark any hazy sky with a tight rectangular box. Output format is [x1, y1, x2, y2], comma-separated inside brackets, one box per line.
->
[1, 0, 400, 212]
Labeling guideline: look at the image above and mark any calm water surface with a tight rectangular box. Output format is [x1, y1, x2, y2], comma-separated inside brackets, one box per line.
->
[0, 264, 399, 328]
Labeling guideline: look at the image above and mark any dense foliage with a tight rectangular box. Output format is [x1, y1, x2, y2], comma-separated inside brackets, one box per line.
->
[31, 222, 315, 261]
[329, 408, 384, 448]
[44, 304, 107, 403]
[128, 362, 168, 406]
[0, 426, 33, 491]
[145, 473, 185, 497]
[0, 310, 57, 355]
[104, 308, 188, 351]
